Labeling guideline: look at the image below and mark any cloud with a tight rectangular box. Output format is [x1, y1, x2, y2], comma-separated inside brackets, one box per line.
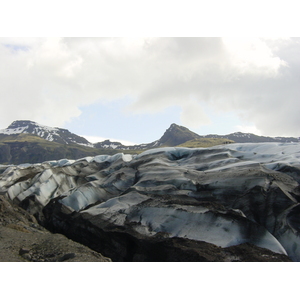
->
[235, 125, 262, 136]
[180, 100, 211, 128]
[0, 37, 299, 136]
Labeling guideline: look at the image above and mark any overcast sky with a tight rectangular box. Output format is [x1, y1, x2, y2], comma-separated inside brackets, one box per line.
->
[0, 36, 299, 145]
[0, 0, 299, 145]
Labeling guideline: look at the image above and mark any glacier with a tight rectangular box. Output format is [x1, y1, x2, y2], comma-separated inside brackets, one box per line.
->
[1, 142, 300, 261]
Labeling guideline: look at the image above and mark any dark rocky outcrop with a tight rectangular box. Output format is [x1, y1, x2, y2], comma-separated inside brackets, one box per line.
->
[0, 137, 118, 165]
[155, 123, 201, 147]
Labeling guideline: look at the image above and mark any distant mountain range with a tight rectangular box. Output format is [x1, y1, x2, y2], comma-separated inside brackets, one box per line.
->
[0, 120, 299, 164]
[203, 132, 300, 143]
[95, 123, 299, 149]
[93, 123, 215, 150]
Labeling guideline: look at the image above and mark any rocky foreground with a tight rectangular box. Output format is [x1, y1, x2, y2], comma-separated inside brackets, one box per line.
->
[1, 143, 300, 262]
[0, 195, 111, 261]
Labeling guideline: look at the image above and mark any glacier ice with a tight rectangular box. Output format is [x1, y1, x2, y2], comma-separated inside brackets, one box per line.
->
[1, 143, 300, 260]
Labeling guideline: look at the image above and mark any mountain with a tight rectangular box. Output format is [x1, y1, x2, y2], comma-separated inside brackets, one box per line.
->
[94, 124, 299, 151]
[0, 120, 117, 164]
[0, 120, 130, 164]
[93, 139, 145, 151]
[93, 123, 203, 150]
[153, 123, 201, 147]
[204, 132, 300, 143]
[0, 120, 92, 146]
[94, 123, 211, 150]
[0, 120, 299, 165]
[0, 133, 112, 165]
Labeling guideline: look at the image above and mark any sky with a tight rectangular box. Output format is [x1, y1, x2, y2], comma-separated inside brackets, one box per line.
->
[0, 4, 299, 145]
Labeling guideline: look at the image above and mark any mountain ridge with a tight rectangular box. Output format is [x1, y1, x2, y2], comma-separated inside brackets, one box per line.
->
[0, 120, 299, 164]
[1, 120, 299, 148]
[203, 131, 300, 143]
[93, 122, 206, 150]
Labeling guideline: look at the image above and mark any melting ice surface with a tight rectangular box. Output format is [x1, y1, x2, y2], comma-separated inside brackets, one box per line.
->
[1, 142, 300, 260]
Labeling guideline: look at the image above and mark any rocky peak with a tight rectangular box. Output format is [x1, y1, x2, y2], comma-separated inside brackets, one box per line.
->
[158, 123, 201, 147]
[7, 120, 33, 129]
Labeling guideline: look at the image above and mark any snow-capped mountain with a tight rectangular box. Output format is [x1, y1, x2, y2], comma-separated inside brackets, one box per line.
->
[204, 132, 300, 143]
[1, 121, 299, 151]
[0, 120, 93, 147]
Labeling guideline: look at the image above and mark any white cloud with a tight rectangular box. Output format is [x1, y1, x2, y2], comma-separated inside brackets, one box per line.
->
[235, 125, 262, 136]
[0, 37, 299, 137]
[180, 100, 211, 128]
[222, 37, 287, 77]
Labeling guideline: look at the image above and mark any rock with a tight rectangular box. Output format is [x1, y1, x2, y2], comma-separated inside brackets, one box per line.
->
[58, 253, 76, 262]
[6, 223, 31, 233]
[0, 195, 111, 262]
[19, 247, 30, 255]
[22, 253, 32, 261]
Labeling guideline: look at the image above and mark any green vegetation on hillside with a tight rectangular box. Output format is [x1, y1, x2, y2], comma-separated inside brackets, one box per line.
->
[0, 134, 140, 165]
[177, 138, 234, 148]
[0, 132, 235, 165]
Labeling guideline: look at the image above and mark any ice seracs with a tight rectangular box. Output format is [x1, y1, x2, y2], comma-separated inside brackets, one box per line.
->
[1, 143, 300, 260]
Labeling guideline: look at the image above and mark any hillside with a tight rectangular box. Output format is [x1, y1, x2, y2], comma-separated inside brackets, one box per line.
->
[204, 132, 299, 143]
[0, 133, 127, 165]
[177, 137, 234, 148]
